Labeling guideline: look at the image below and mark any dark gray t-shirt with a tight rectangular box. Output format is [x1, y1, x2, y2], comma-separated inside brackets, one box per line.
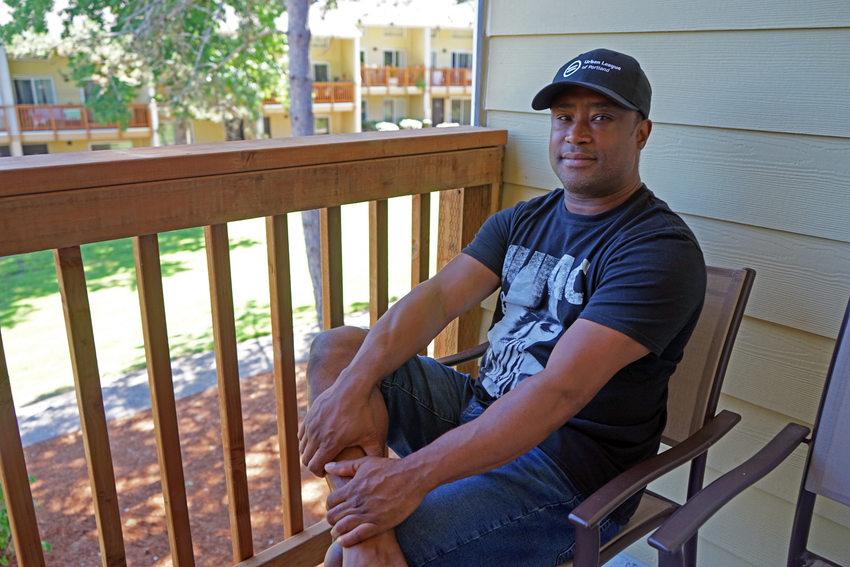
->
[462, 185, 706, 523]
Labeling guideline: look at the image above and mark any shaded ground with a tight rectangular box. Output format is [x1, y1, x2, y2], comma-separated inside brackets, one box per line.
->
[17, 365, 330, 567]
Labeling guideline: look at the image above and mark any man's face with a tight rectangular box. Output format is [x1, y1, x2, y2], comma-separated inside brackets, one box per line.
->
[548, 86, 651, 199]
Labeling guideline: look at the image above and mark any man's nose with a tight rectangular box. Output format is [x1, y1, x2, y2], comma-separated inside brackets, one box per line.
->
[565, 120, 591, 145]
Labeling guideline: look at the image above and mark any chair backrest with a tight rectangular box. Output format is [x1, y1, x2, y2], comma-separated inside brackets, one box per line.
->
[789, 296, 850, 564]
[662, 266, 755, 446]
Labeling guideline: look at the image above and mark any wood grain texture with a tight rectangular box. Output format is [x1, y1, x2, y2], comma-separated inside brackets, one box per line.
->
[0, 147, 503, 257]
[369, 199, 389, 326]
[204, 224, 253, 561]
[265, 215, 304, 538]
[0, 127, 508, 197]
[54, 247, 126, 567]
[133, 235, 195, 567]
[320, 206, 344, 329]
[0, 328, 46, 567]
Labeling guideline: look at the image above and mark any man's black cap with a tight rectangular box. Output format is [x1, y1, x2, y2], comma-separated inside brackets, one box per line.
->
[531, 48, 651, 118]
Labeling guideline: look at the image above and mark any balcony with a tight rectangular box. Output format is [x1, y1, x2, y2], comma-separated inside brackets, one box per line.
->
[4, 103, 153, 142]
[0, 126, 506, 566]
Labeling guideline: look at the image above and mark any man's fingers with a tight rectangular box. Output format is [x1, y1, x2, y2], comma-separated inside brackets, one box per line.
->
[334, 521, 380, 548]
[324, 459, 359, 478]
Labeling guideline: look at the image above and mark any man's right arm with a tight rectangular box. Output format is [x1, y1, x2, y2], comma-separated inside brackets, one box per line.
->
[298, 253, 501, 476]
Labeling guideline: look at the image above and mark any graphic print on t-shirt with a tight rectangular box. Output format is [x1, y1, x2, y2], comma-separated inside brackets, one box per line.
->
[479, 244, 589, 398]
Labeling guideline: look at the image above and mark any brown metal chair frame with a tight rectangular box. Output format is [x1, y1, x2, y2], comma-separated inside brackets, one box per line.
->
[437, 265, 756, 567]
[648, 296, 850, 567]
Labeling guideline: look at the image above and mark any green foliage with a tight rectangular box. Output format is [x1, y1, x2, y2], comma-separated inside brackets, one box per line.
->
[0, 477, 51, 565]
[2, 0, 289, 127]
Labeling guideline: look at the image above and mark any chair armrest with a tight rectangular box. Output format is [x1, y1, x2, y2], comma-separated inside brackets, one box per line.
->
[435, 341, 489, 367]
[569, 409, 742, 530]
[648, 422, 810, 555]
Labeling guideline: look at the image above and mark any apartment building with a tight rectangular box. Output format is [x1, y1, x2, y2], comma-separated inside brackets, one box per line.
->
[266, 0, 475, 139]
[0, 0, 474, 154]
[0, 46, 155, 156]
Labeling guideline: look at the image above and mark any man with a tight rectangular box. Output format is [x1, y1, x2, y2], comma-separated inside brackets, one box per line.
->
[299, 48, 706, 567]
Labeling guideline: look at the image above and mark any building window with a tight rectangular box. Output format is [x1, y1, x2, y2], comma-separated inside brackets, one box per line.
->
[263, 116, 272, 138]
[91, 141, 133, 151]
[22, 144, 49, 155]
[0, 146, 11, 157]
[13, 77, 56, 105]
[382, 98, 406, 123]
[383, 49, 405, 67]
[315, 116, 331, 134]
[451, 52, 473, 69]
[313, 62, 330, 82]
[361, 100, 368, 123]
[450, 99, 471, 125]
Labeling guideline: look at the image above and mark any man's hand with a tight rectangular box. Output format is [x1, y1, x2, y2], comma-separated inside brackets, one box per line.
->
[324, 456, 428, 548]
[298, 382, 387, 477]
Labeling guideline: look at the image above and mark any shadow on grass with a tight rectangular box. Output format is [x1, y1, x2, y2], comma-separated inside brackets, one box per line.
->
[0, 227, 260, 330]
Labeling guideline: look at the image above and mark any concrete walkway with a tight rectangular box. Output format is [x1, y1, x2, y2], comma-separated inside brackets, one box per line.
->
[16, 311, 370, 447]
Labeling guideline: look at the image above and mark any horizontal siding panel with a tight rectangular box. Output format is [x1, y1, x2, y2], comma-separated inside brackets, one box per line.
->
[685, 216, 850, 338]
[723, 318, 834, 422]
[488, 112, 850, 246]
[485, 31, 850, 137]
[647, 128, 850, 244]
[488, 0, 850, 36]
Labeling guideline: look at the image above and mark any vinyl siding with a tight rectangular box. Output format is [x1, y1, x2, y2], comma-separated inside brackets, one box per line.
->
[478, 1, 850, 565]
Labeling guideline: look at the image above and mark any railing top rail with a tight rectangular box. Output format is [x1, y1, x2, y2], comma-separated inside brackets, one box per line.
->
[0, 126, 505, 197]
[0, 127, 507, 258]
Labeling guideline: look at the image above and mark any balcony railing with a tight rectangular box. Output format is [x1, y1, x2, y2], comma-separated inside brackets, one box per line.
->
[430, 67, 474, 87]
[0, 127, 506, 567]
[312, 81, 355, 104]
[361, 65, 426, 88]
[13, 103, 151, 133]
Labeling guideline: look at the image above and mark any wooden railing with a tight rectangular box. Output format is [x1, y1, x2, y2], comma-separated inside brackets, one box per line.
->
[312, 81, 355, 104]
[430, 67, 473, 87]
[0, 127, 506, 567]
[13, 103, 151, 132]
[361, 66, 426, 88]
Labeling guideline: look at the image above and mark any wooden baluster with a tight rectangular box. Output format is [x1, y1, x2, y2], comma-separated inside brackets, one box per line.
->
[54, 246, 126, 567]
[204, 224, 253, 561]
[133, 234, 195, 567]
[0, 327, 46, 567]
[411, 193, 431, 288]
[433, 184, 500, 374]
[265, 214, 304, 537]
[369, 199, 389, 326]
[320, 206, 344, 329]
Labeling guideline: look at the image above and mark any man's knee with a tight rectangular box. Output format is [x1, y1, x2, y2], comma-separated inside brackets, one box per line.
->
[306, 326, 368, 395]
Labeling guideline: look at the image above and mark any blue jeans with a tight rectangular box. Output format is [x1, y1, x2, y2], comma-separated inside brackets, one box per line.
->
[379, 356, 621, 566]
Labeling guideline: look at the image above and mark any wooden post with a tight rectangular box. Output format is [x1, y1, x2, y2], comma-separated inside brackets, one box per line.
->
[320, 206, 344, 329]
[265, 214, 305, 537]
[369, 199, 389, 326]
[204, 224, 254, 561]
[433, 183, 501, 374]
[54, 246, 126, 567]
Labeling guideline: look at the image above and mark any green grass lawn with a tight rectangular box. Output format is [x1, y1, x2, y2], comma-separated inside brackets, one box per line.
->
[1, 197, 437, 407]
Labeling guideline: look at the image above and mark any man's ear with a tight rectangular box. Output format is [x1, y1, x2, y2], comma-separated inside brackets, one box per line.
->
[636, 119, 652, 150]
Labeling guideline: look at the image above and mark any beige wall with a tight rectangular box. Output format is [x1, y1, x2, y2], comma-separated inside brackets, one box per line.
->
[479, 0, 850, 565]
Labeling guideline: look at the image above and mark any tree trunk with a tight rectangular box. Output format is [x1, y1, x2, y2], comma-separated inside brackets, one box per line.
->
[286, 0, 325, 328]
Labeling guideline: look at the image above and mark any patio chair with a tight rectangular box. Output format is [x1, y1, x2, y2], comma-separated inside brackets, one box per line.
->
[648, 296, 850, 567]
[437, 265, 756, 567]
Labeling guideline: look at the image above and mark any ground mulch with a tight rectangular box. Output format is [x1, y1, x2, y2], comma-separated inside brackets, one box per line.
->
[15, 364, 330, 566]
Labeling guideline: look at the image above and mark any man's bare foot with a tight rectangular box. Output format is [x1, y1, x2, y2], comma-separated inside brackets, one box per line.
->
[342, 530, 407, 567]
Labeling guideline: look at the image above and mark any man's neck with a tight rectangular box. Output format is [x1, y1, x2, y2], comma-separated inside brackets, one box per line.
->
[563, 180, 643, 215]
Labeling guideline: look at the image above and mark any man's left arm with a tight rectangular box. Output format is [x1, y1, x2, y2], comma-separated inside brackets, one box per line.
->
[324, 318, 649, 547]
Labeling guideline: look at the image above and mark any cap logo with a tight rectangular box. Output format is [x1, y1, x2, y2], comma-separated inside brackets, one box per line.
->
[562, 59, 581, 78]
